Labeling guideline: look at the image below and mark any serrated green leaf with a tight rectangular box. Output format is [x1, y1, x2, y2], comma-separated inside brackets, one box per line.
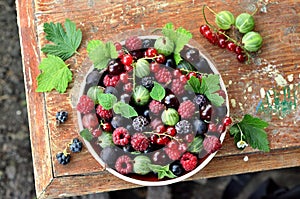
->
[148, 164, 177, 179]
[187, 76, 201, 93]
[205, 93, 225, 107]
[80, 129, 93, 142]
[36, 55, 72, 93]
[150, 82, 166, 101]
[238, 114, 270, 152]
[200, 74, 224, 107]
[113, 101, 138, 119]
[87, 40, 118, 70]
[97, 93, 117, 110]
[41, 19, 82, 61]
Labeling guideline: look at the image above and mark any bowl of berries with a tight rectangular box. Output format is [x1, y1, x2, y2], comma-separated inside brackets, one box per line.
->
[76, 24, 230, 186]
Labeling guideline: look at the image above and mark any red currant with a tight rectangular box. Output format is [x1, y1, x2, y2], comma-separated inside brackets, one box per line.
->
[217, 124, 225, 133]
[145, 48, 158, 57]
[121, 54, 133, 66]
[156, 136, 170, 145]
[166, 127, 177, 137]
[123, 82, 133, 92]
[124, 64, 133, 72]
[114, 42, 122, 51]
[150, 134, 158, 144]
[187, 72, 197, 80]
[101, 122, 112, 132]
[173, 69, 182, 78]
[199, 25, 210, 35]
[208, 123, 217, 132]
[237, 53, 247, 63]
[217, 38, 227, 48]
[185, 134, 194, 143]
[92, 128, 102, 137]
[150, 62, 160, 73]
[223, 116, 232, 126]
[155, 54, 166, 64]
[226, 42, 236, 52]
[120, 73, 129, 83]
[204, 30, 217, 45]
[179, 75, 188, 83]
[156, 125, 166, 134]
[235, 46, 243, 54]
[217, 31, 226, 40]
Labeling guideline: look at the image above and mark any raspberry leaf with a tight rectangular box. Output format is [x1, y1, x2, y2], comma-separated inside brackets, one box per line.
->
[87, 40, 118, 70]
[97, 93, 117, 110]
[80, 129, 93, 142]
[41, 19, 82, 61]
[186, 76, 201, 93]
[162, 23, 193, 64]
[150, 82, 166, 101]
[113, 101, 138, 119]
[148, 164, 177, 179]
[36, 55, 72, 93]
[200, 74, 225, 106]
[230, 114, 270, 152]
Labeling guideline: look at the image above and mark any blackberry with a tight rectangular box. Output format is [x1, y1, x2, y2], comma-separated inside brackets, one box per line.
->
[175, 120, 192, 134]
[69, 138, 83, 153]
[193, 94, 208, 107]
[56, 111, 68, 124]
[132, 116, 149, 131]
[141, 76, 154, 89]
[56, 152, 71, 165]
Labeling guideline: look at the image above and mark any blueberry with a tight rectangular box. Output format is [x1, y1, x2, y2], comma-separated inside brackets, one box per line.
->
[170, 161, 184, 176]
[105, 86, 118, 96]
[120, 93, 130, 103]
[165, 58, 176, 68]
[111, 115, 126, 129]
[123, 144, 135, 153]
[194, 119, 208, 136]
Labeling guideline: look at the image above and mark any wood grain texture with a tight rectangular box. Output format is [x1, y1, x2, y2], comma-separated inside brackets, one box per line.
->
[17, 0, 300, 198]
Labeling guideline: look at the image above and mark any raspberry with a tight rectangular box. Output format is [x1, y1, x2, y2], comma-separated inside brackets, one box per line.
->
[125, 36, 142, 51]
[203, 136, 222, 154]
[193, 94, 208, 107]
[149, 100, 165, 114]
[132, 116, 149, 131]
[180, 152, 198, 171]
[103, 75, 120, 87]
[76, 95, 94, 114]
[155, 67, 172, 83]
[131, 133, 150, 152]
[178, 100, 196, 119]
[164, 140, 183, 160]
[96, 105, 113, 120]
[113, 127, 131, 146]
[115, 155, 133, 174]
[175, 120, 192, 134]
[171, 78, 185, 95]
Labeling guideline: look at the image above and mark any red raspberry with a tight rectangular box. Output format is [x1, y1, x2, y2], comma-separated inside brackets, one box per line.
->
[171, 78, 185, 95]
[180, 152, 198, 171]
[178, 100, 196, 119]
[76, 95, 94, 114]
[130, 133, 150, 152]
[164, 140, 183, 160]
[113, 127, 131, 146]
[103, 75, 120, 87]
[155, 67, 172, 83]
[149, 100, 165, 114]
[203, 136, 222, 154]
[115, 155, 133, 174]
[125, 36, 142, 51]
[96, 105, 113, 120]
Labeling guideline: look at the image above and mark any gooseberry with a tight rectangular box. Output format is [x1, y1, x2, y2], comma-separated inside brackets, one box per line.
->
[235, 13, 255, 34]
[242, 31, 263, 52]
[215, 11, 235, 30]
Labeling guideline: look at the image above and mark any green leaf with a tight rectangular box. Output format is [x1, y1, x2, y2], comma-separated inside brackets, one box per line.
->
[148, 164, 177, 179]
[41, 19, 82, 61]
[187, 136, 203, 153]
[113, 101, 138, 119]
[200, 74, 225, 106]
[87, 40, 118, 70]
[36, 55, 72, 93]
[187, 76, 201, 93]
[97, 93, 117, 110]
[161, 23, 193, 64]
[233, 114, 270, 152]
[150, 82, 166, 101]
[80, 129, 93, 142]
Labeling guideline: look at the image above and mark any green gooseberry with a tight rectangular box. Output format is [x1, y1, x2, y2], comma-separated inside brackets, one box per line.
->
[242, 31, 263, 52]
[235, 13, 255, 33]
[215, 11, 235, 30]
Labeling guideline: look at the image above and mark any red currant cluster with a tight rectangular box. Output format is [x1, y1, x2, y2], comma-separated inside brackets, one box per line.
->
[199, 25, 247, 62]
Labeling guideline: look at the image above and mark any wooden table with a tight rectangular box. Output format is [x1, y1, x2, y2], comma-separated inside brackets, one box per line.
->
[16, 0, 300, 198]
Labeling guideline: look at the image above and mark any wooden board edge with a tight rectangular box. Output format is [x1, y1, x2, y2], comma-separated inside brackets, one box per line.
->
[39, 147, 300, 198]
[16, 0, 54, 196]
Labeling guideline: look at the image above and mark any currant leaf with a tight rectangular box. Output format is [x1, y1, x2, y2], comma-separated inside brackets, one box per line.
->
[36, 55, 72, 93]
[41, 19, 82, 61]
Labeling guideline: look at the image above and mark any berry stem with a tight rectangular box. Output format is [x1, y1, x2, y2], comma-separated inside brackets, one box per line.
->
[236, 123, 244, 142]
[205, 5, 218, 16]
